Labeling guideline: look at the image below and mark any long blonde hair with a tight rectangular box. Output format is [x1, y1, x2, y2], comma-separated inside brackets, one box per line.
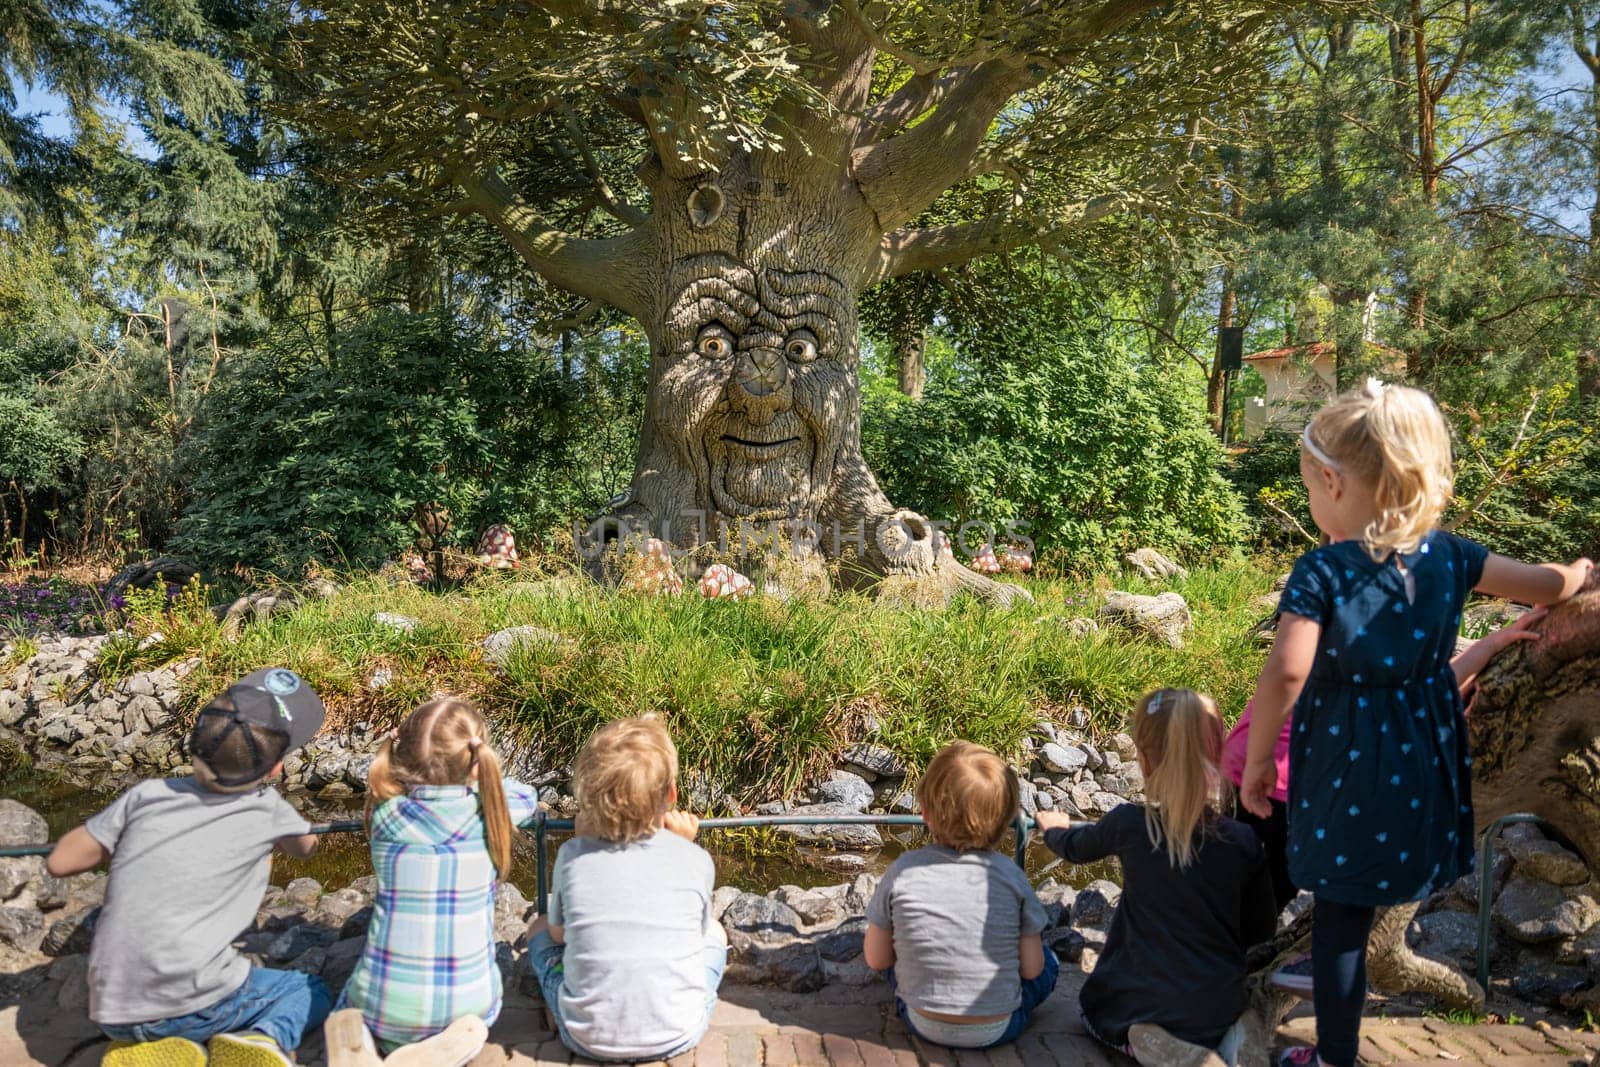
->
[1132, 688, 1226, 869]
[1303, 380, 1453, 561]
[366, 697, 514, 877]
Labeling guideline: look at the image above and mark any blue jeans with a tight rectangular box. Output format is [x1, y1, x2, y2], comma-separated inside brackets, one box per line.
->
[885, 946, 1060, 1049]
[527, 928, 725, 1062]
[100, 967, 332, 1053]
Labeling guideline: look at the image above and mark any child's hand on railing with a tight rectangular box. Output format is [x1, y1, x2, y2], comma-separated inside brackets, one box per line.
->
[1032, 810, 1075, 833]
[663, 810, 701, 841]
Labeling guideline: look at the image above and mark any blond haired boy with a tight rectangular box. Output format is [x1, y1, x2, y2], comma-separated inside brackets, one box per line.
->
[863, 741, 1057, 1050]
[526, 716, 726, 1062]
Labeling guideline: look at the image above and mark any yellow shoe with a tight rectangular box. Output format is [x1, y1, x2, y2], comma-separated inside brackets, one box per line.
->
[101, 1037, 208, 1066]
[209, 1031, 294, 1066]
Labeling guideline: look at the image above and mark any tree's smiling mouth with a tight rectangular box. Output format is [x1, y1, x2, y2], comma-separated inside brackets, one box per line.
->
[720, 434, 802, 455]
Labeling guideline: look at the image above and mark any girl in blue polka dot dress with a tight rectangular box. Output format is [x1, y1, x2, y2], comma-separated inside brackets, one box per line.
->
[1239, 380, 1592, 1067]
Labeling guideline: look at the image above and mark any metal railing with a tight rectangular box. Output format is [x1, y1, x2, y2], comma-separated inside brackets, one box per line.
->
[0, 811, 1039, 916]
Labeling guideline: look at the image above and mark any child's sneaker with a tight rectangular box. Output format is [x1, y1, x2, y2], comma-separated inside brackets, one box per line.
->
[209, 1032, 293, 1066]
[1268, 953, 1315, 998]
[1126, 1023, 1228, 1067]
[101, 1037, 208, 1066]
[1277, 1047, 1322, 1066]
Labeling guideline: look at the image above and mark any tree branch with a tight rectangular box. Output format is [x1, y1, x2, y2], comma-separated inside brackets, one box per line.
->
[856, 69, 964, 143]
[455, 167, 654, 318]
[867, 180, 1172, 283]
[563, 108, 647, 226]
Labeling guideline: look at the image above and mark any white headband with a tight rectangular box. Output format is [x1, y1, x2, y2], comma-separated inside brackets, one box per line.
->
[1302, 424, 1341, 471]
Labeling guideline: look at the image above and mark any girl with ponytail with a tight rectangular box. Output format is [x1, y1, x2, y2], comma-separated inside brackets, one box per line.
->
[337, 697, 540, 1061]
[1033, 689, 1277, 1067]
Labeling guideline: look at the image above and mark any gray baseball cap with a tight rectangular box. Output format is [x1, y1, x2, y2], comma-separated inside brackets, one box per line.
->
[191, 667, 325, 788]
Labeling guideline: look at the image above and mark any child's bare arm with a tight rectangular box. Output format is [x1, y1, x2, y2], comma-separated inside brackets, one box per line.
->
[46, 825, 109, 877]
[1476, 555, 1592, 606]
[1240, 613, 1319, 817]
[1018, 934, 1045, 980]
[274, 832, 319, 858]
[1451, 609, 1545, 690]
[528, 912, 565, 945]
[863, 922, 895, 971]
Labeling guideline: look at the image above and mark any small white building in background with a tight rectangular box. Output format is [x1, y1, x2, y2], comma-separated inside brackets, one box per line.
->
[1240, 341, 1337, 439]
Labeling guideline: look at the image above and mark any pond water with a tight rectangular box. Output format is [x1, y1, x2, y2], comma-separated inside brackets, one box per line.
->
[2, 770, 1117, 896]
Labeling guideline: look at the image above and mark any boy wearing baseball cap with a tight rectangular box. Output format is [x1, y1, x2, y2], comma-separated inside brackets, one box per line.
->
[47, 668, 332, 1067]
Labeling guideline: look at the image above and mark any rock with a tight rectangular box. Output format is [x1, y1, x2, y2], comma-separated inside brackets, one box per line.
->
[284, 877, 323, 908]
[844, 874, 878, 915]
[314, 888, 371, 939]
[726, 938, 825, 992]
[481, 625, 566, 667]
[1410, 909, 1478, 969]
[811, 852, 870, 875]
[1495, 876, 1600, 943]
[890, 791, 917, 815]
[1511, 952, 1590, 1008]
[1018, 782, 1039, 817]
[1098, 591, 1193, 649]
[774, 885, 848, 928]
[322, 936, 366, 990]
[1447, 848, 1513, 911]
[1505, 831, 1590, 887]
[1045, 926, 1086, 964]
[810, 770, 874, 813]
[372, 611, 419, 633]
[816, 917, 867, 962]
[838, 743, 906, 782]
[1125, 548, 1189, 581]
[1102, 767, 1144, 796]
[0, 857, 41, 902]
[1091, 792, 1127, 814]
[773, 804, 883, 850]
[1036, 879, 1077, 915]
[1037, 742, 1088, 775]
[0, 904, 45, 951]
[266, 923, 338, 963]
[1073, 880, 1122, 928]
[42, 906, 98, 955]
[50, 952, 89, 1013]
[721, 893, 805, 945]
[0, 800, 48, 848]
[711, 885, 741, 922]
[1064, 617, 1100, 638]
[1109, 733, 1137, 761]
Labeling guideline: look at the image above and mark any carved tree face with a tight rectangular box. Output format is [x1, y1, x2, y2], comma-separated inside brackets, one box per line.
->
[655, 254, 857, 526]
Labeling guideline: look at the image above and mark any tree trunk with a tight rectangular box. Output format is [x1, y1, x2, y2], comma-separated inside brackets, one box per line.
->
[1207, 277, 1235, 435]
[893, 322, 926, 400]
[587, 150, 1026, 604]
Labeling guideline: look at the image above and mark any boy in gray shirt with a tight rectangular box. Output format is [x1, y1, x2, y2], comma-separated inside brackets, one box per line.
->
[864, 741, 1056, 1050]
[47, 668, 330, 1067]
[525, 716, 726, 1062]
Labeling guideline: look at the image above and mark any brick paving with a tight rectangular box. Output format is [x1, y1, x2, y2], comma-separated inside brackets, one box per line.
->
[4, 965, 1598, 1065]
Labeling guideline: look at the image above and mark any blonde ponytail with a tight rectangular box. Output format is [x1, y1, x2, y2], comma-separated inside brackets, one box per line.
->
[364, 735, 403, 829]
[1131, 688, 1226, 869]
[474, 742, 514, 878]
[1304, 381, 1454, 561]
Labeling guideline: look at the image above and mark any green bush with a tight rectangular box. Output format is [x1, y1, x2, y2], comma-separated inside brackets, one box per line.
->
[1227, 430, 1315, 552]
[175, 312, 593, 574]
[862, 336, 1248, 573]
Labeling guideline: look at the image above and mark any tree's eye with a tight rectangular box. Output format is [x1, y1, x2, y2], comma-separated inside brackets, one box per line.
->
[696, 325, 734, 359]
[784, 330, 819, 363]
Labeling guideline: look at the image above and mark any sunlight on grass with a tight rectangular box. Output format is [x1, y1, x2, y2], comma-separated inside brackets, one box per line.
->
[99, 559, 1282, 801]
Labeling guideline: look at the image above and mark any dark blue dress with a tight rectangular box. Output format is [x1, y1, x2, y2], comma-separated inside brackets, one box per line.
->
[1280, 529, 1488, 906]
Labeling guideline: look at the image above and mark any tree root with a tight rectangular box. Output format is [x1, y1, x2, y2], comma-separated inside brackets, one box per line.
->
[1366, 902, 1485, 1014]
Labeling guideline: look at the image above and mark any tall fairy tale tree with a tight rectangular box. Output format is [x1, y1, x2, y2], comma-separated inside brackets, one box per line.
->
[287, 1, 1283, 599]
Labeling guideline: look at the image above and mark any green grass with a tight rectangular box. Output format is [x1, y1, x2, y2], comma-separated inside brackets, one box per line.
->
[100, 559, 1281, 803]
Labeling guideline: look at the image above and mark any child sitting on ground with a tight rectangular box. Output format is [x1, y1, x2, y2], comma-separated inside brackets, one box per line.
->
[46, 668, 331, 1067]
[525, 716, 726, 1062]
[1035, 688, 1276, 1067]
[337, 697, 540, 1064]
[864, 740, 1058, 1050]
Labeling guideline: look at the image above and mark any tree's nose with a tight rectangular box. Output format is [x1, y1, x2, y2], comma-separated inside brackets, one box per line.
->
[727, 345, 791, 424]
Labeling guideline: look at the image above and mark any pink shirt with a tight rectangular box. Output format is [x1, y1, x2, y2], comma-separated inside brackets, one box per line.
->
[1221, 699, 1291, 803]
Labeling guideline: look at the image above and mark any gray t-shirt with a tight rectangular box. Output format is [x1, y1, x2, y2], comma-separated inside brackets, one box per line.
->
[85, 777, 310, 1024]
[549, 829, 716, 1060]
[866, 845, 1048, 1017]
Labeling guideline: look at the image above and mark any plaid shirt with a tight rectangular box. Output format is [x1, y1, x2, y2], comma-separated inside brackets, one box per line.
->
[339, 780, 540, 1049]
